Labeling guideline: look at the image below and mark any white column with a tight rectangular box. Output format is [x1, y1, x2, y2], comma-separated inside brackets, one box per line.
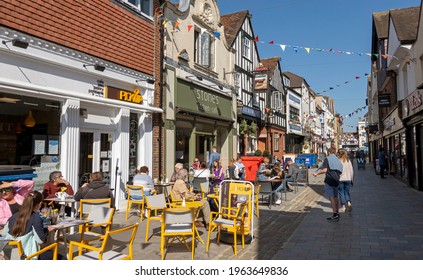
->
[113, 107, 130, 210]
[60, 99, 80, 191]
[138, 113, 153, 173]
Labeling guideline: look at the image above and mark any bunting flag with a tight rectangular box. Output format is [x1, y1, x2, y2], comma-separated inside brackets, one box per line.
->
[340, 105, 368, 122]
[214, 31, 220, 39]
[187, 25, 193, 32]
[251, 37, 398, 60]
[174, 21, 180, 29]
[317, 73, 370, 94]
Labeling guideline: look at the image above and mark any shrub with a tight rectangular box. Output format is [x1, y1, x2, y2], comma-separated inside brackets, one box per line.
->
[254, 150, 262, 156]
[262, 150, 270, 157]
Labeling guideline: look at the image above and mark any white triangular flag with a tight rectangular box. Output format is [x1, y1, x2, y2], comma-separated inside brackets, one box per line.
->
[280, 44, 286, 51]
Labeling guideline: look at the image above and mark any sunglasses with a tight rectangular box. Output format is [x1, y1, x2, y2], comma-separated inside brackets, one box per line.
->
[194, 160, 199, 162]
[0, 188, 12, 194]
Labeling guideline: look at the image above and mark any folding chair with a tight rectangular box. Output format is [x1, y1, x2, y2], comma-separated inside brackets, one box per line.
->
[257, 181, 275, 208]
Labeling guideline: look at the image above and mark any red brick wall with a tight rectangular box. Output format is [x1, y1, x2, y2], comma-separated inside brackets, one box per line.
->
[0, 0, 157, 74]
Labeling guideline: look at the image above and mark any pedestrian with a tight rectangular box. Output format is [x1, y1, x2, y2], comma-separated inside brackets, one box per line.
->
[337, 149, 354, 213]
[313, 147, 343, 221]
[378, 146, 388, 179]
[208, 146, 220, 170]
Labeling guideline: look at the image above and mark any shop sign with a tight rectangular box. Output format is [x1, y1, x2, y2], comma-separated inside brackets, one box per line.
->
[383, 117, 395, 131]
[401, 89, 423, 119]
[289, 123, 301, 131]
[88, 80, 105, 97]
[239, 106, 261, 119]
[176, 80, 232, 120]
[378, 94, 391, 108]
[289, 93, 301, 104]
[105, 86, 143, 104]
[253, 73, 268, 91]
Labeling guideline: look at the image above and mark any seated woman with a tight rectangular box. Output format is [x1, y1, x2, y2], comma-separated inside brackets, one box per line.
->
[0, 180, 34, 226]
[2, 191, 61, 260]
[193, 163, 210, 179]
[257, 157, 272, 181]
[171, 169, 211, 229]
[43, 171, 74, 216]
[210, 160, 224, 190]
[74, 172, 113, 204]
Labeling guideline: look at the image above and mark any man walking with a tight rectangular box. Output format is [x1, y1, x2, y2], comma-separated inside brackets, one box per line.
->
[378, 146, 388, 179]
[313, 148, 343, 221]
[208, 146, 220, 169]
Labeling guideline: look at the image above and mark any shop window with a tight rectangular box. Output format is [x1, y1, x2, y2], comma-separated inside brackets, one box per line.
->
[121, 0, 153, 17]
[247, 135, 257, 154]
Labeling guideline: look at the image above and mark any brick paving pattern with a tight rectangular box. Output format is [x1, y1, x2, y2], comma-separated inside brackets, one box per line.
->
[107, 163, 423, 260]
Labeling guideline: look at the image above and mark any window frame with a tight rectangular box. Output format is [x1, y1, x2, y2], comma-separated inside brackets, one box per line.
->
[242, 36, 251, 60]
[194, 27, 215, 70]
[273, 133, 279, 152]
[121, 0, 153, 18]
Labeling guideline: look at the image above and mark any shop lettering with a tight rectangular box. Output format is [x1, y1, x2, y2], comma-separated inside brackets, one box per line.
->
[119, 89, 143, 104]
[194, 89, 219, 105]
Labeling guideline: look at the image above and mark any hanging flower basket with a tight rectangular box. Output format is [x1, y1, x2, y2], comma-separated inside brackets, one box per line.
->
[250, 122, 257, 134]
[239, 119, 249, 135]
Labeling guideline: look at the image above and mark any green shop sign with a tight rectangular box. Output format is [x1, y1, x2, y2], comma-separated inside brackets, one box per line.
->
[176, 80, 233, 121]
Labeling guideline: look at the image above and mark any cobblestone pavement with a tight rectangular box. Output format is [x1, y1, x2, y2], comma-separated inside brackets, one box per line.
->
[108, 163, 423, 260]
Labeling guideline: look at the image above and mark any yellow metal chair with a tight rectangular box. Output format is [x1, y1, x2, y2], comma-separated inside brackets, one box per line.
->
[65, 206, 115, 245]
[125, 184, 146, 221]
[199, 182, 209, 200]
[79, 198, 112, 219]
[144, 193, 167, 242]
[6, 241, 58, 260]
[161, 208, 196, 260]
[68, 223, 139, 260]
[206, 202, 248, 256]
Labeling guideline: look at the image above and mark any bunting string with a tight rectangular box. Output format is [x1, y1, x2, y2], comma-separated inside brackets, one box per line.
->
[316, 73, 370, 94]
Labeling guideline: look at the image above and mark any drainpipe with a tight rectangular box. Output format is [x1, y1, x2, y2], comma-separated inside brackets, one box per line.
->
[158, 1, 165, 178]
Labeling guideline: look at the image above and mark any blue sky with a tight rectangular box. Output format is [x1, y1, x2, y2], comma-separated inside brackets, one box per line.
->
[217, 0, 421, 132]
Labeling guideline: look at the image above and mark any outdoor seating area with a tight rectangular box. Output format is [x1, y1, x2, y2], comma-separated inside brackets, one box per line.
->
[0, 170, 308, 261]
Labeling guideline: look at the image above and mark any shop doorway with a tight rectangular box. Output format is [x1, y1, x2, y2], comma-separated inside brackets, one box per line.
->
[79, 131, 113, 187]
[197, 135, 214, 165]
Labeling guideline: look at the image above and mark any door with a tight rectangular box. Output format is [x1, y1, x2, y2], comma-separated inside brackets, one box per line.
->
[197, 135, 214, 165]
[79, 131, 113, 187]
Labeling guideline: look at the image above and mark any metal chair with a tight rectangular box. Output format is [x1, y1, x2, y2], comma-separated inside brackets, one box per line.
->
[257, 181, 275, 208]
[145, 194, 167, 242]
[68, 223, 139, 260]
[125, 184, 146, 221]
[206, 202, 248, 256]
[5, 240, 58, 260]
[161, 208, 196, 260]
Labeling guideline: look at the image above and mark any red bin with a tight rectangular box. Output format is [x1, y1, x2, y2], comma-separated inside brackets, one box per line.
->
[241, 156, 264, 181]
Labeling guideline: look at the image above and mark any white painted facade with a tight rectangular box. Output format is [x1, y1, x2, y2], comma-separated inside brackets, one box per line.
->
[0, 27, 161, 209]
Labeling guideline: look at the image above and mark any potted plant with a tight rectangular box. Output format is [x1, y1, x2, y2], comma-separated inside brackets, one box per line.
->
[250, 122, 257, 134]
[239, 119, 249, 135]
[262, 150, 270, 158]
[254, 149, 262, 156]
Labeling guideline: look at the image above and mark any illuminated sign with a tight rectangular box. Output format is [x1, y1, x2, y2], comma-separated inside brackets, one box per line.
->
[105, 86, 143, 104]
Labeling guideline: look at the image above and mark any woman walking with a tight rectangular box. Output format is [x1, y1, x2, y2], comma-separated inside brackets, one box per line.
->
[337, 149, 354, 212]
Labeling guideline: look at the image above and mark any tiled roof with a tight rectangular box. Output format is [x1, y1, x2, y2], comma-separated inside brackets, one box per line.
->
[260, 57, 280, 78]
[372, 11, 389, 39]
[283, 71, 306, 88]
[221, 10, 249, 47]
[390, 6, 420, 42]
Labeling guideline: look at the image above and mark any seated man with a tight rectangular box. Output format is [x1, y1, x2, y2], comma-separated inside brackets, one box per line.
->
[282, 159, 297, 191]
[171, 168, 211, 229]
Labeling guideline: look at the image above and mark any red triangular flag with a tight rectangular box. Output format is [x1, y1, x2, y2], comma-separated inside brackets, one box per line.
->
[254, 36, 259, 42]
[269, 40, 274, 45]
[188, 25, 193, 32]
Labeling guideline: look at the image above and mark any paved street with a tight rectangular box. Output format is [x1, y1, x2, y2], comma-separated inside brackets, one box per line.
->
[110, 162, 423, 260]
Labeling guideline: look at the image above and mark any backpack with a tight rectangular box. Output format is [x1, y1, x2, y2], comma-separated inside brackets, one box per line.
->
[326, 169, 341, 187]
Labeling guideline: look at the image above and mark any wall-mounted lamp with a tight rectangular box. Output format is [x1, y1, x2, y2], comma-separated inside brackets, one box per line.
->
[83, 63, 105, 72]
[2, 39, 29, 49]
[136, 78, 155, 85]
[186, 75, 203, 81]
